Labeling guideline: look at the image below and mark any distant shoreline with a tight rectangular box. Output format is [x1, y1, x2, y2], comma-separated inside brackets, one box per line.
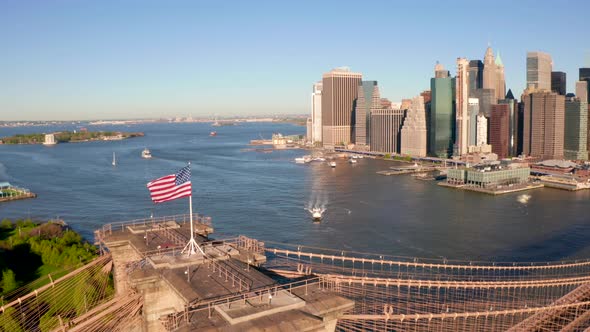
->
[0, 131, 144, 145]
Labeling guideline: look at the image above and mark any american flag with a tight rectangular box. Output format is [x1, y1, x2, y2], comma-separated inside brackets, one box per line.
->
[146, 165, 192, 203]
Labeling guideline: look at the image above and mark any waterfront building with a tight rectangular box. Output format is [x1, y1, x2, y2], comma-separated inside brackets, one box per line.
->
[468, 98, 480, 146]
[495, 52, 506, 101]
[447, 166, 531, 188]
[429, 63, 455, 158]
[490, 104, 510, 159]
[476, 114, 488, 146]
[43, 133, 56, 145]
[370, 108, 406, 154]
[576, 81, 588, 103]
[482, 47, 497, 96]
[400, 95, 427, 157]
[354, 81, 380, 146]
[564, 96, 588, 160]
[321, 67, 362, 148]
[522, 91, 565, 160]
[468, 60, 483, 97]
[454, 58, 470, 156]
[551, 71, 566, 95]
[311, 82, 323, 144]
[527, 51, 552, 91]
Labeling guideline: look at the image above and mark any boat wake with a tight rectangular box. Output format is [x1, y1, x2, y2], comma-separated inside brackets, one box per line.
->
[517, 194, 531, 204]
[306, 192, 328, 221]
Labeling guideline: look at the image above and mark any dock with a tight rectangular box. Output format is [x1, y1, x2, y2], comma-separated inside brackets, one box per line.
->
[438, 181, 544, 195]
[377, 166, 438, 176]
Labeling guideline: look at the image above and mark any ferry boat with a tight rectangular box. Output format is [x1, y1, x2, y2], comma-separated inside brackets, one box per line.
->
[210, 131, 217, 137]
[329, 161, 336, 168]
[141, 148, 152, 159]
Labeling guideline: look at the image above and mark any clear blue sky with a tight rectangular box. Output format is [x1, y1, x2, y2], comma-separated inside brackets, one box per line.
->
[1, 0, 589, 121]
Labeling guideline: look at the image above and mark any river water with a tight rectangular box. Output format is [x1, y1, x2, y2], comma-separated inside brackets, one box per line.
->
[1, 122, 589, 262]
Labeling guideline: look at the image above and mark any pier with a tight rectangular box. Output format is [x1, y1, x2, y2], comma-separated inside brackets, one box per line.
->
[0, 182, 36, 202]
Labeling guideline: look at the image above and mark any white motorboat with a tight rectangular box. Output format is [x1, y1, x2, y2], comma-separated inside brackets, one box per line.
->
[309, 207, 325, 221]
[517, 194, 531, 204]
[349, 158, 357, 164]
[142, 148, 152, 159]
[112, 152, 117, 166]
[295, 157, 306, 164]
[329, 161, 336, 168]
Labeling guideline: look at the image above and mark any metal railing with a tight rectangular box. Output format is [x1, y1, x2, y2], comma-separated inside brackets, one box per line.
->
[161, 276, 324, 331]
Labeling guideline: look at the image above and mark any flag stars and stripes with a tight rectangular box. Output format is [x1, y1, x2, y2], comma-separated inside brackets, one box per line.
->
[147, 165, 192, 204]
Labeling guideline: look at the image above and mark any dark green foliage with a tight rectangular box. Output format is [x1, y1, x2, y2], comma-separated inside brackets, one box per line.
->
[0, 219, 97, 295]
[1, 269, 17, 293]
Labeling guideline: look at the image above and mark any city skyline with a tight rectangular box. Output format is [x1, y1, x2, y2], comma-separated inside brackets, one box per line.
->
[1, 0, 590, 121]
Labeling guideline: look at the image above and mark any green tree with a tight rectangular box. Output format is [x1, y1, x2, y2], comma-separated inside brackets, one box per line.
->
[2, 269, 18, 293]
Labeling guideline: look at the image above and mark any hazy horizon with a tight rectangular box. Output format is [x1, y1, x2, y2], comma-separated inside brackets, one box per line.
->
[2, 0, 589, 121]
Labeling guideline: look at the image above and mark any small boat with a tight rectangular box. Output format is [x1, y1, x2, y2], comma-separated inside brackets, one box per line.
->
[295, 157, 306, 164]
[141, 148, 152, 159]
[210, 131, 217, 137]
[329, 161, 336, 168]
[349, 158, 357, 164]
[309, 207, 325, 221]
[112, 152, 117, 166]
[517, 194, 531, 204]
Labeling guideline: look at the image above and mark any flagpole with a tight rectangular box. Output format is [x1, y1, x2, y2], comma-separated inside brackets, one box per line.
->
[182, 161, 204, 256]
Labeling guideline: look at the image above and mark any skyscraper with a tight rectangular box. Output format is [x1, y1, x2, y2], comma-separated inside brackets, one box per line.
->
[564, 96, 588, 160]
[526, 52, 552, 91]
[401, 95, 427, 157]
[490, 104, 510, 159]
[311, 82, 323, 144]
[468, 60, 483, 97]
[321, 68, 362, 148]
[354, 81, 380, 146]
[522, 91, 565, 160]
[454, 58, 469, 156]
[476, 114, 488, 146]
[468, 98, 480, 146]
[494, 52, 506, 101]
[473, 88, 496, 117]
[370, 108, 406, 154]
[551, 71, 566, 95]
[429, 63, 455, 158]
[576, 81, 588, 105]
[482, 46, 496, 94]
[580, 68, 590, 103]
[499, 91, 518, 156]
